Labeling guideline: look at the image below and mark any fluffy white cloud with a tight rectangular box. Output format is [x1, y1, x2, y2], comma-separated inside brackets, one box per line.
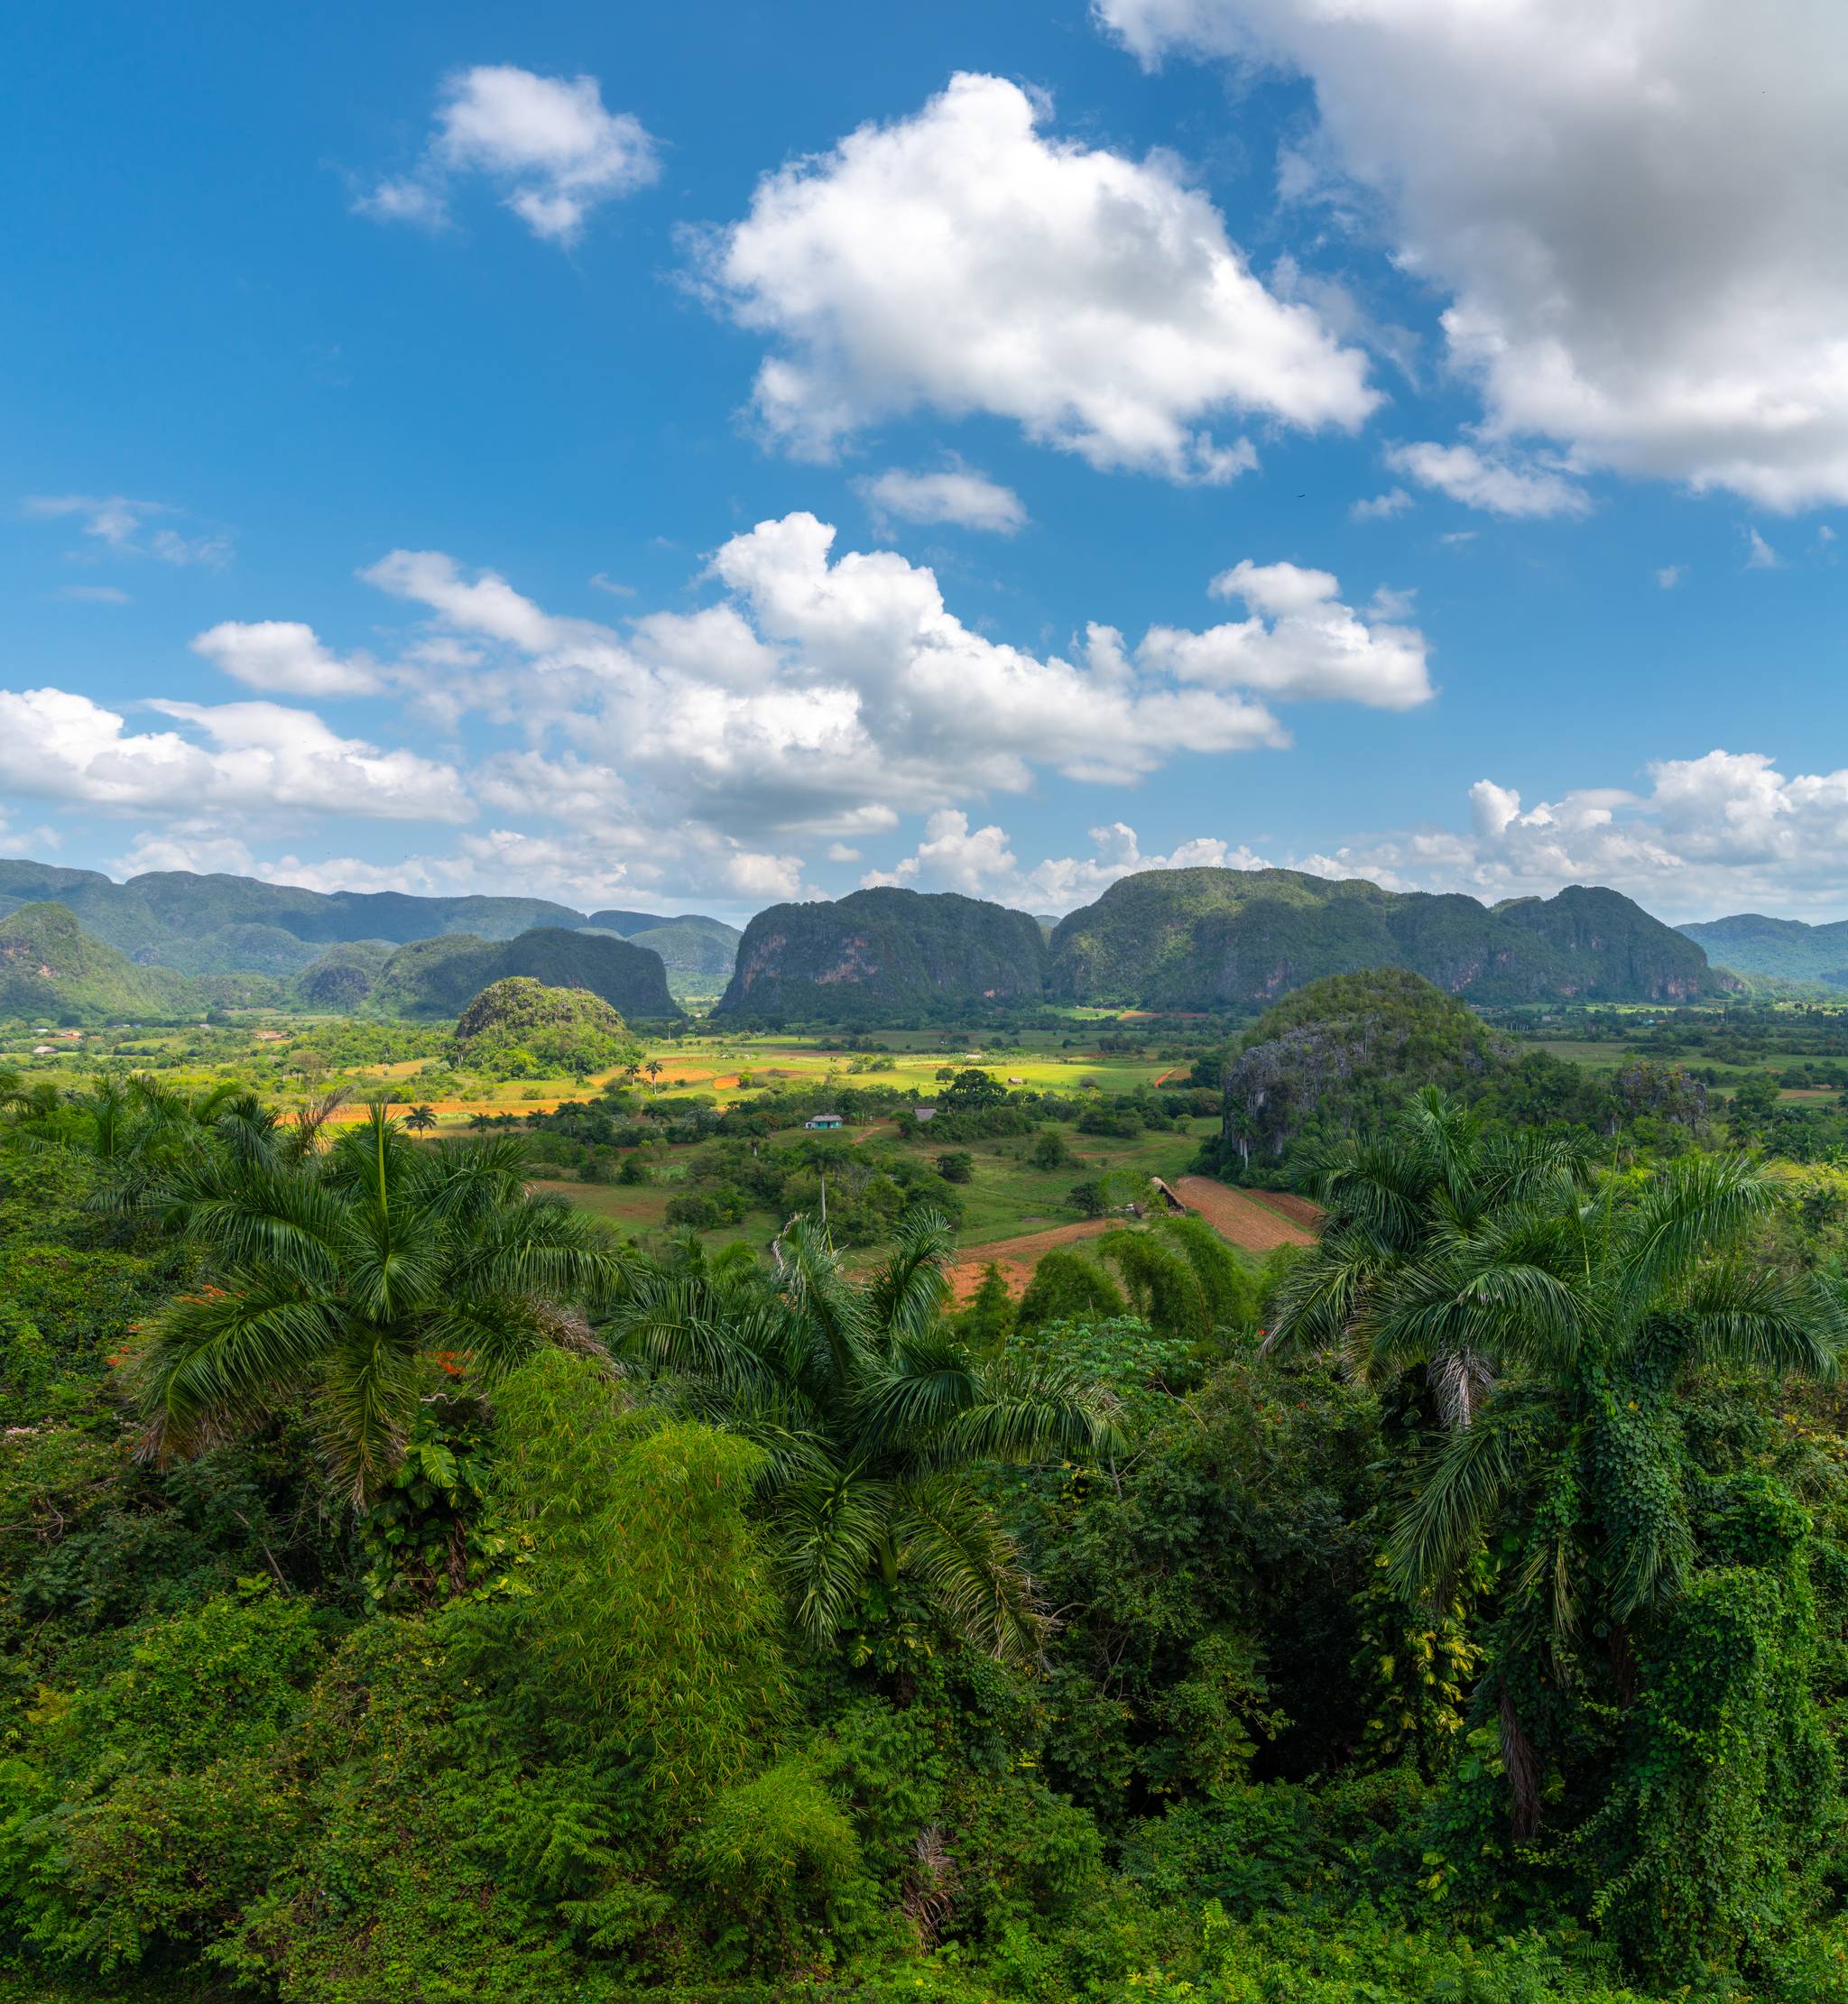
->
[358, 65, 659, 245]
[191, 620, 381, 697]
[44, 511, 1434, 921]
[1293, 751, 1848, 919]
[24, 494, 230, 567]
[1136, 559, 1433, 708]
[700, 71, 1376, 479]
[364, 512, 1315, 852]
[857, 465, 1028, 535]
[1385, 442, 1589, 520]
[862, 810, 1021, 896]
[1098, 0, 1848, 509]
[0, 687, 469, 825]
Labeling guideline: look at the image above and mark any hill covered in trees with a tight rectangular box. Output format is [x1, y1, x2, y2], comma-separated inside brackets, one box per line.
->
[1680, 911, 1848, 987]
[1049, 869, 1721, 1009]
[1209, 967, 1516, 1173]
[453, 976, 642, 1076]
[370, 927, 679, 1021]
[1202, 966, 1712, 1182]
[0, 901, 200, 1024]
[583, 912, 742, 996]
[716, 887, 1049, 1020]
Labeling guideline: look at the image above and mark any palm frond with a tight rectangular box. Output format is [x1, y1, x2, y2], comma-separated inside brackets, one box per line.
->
[1390, 1399, 1542, 1604]
[1613, 1153, 1786, 1317]
[315, 1322, 427, 1504]
[776, 1214, 874, 1392]
[929, 1353, 1125, 1468]
[134, 1282, 337, 1463]
[1663, 1261, 1846, 1383]
[771, 1472, 895, 1648]
[894, 1473, 1043, 1663]
[863, 1208, 956, 1344]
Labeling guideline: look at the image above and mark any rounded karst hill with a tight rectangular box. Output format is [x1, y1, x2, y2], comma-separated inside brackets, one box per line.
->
[453, 976, 641, 1079]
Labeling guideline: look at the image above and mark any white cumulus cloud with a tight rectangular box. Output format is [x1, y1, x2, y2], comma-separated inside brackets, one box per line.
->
[1136, 558, 1433, 708]
[0, 688, 470, 826]
[1385, 442, 1590, 520]
[864, 813, 1270, 912]
[191, 620, 382, 697]
[699, 71, 1376, 479]
[358, 65, 660, 245]
[1098, 0, 1848, 509]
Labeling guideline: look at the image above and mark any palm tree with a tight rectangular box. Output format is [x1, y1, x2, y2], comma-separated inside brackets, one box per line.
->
[1267, 1088, 1594, 1428]
[45, 1074, 269, 1210]
[644, 1057, 663, 1095]
[405, 1104, 438, 1133]
[607, 1209, 1123, 1661]
[1275, 1102, 1845, 1838]
[131, 1104, 630, 1504]
[0, 1067, 57, 1121]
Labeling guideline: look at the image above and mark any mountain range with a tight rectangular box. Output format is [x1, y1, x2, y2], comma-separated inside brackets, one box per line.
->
[1, 854, 1822, 1029]
[0, 859, 740, 1002]
[719, 870, 1723, 1020]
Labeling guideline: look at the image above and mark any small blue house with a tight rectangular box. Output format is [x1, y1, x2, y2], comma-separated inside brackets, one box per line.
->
[806, 1113, 845, 1131]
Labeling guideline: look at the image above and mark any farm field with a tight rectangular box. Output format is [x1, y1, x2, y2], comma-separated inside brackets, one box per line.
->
[540, 1114, 1224, 1261]
[0, 1022, 1188, 1124]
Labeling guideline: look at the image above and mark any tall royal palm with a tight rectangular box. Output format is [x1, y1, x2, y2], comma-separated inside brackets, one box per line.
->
[1267, 1087, 1594, 1428]
[608, 1209, 1123, 1661]
[133, 1104, 628, 1503]
[1274, 1100, 1844, 1837]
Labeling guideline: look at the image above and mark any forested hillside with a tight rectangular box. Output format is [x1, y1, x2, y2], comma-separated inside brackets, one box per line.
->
[0, 859, 737, 990]
[1049, 870, 1721, 1009]
[716, 886, 1049, 1020]
[369, 926, 680, 1020]
[1681, 912, 1848, 987]
[0, 902, 200, 1024]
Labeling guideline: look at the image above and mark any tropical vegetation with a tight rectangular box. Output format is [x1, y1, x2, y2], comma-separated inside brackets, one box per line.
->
[6, 974, 1848, 2002]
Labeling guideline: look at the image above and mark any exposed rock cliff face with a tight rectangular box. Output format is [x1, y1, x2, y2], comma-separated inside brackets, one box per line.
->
[1048, 870, 1722, 1009]
[714, 889, 1049, 1020]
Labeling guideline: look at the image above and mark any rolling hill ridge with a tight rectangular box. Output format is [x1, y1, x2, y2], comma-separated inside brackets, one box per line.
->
[1048, 870, 1722, 1010]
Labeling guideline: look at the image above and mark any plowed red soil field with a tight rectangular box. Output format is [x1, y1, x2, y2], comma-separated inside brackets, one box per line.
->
[1167, 1177, 1318, 1253]
[947, 1180, 1319, 1300]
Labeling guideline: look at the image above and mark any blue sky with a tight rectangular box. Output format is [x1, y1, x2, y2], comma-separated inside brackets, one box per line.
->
[5, 0, 1845, 923]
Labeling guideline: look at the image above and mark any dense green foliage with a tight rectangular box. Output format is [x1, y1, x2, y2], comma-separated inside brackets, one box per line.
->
[290, 938, 395, 1011]
[1202, 970, 1719, 1185]
[8, 1007, 1848, 2002]
[1049, 870, 1723, 1010]
[0, 903, 199, 1025]
[452, 976, 645, 1079]
[717, 887, 1050, 1021]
